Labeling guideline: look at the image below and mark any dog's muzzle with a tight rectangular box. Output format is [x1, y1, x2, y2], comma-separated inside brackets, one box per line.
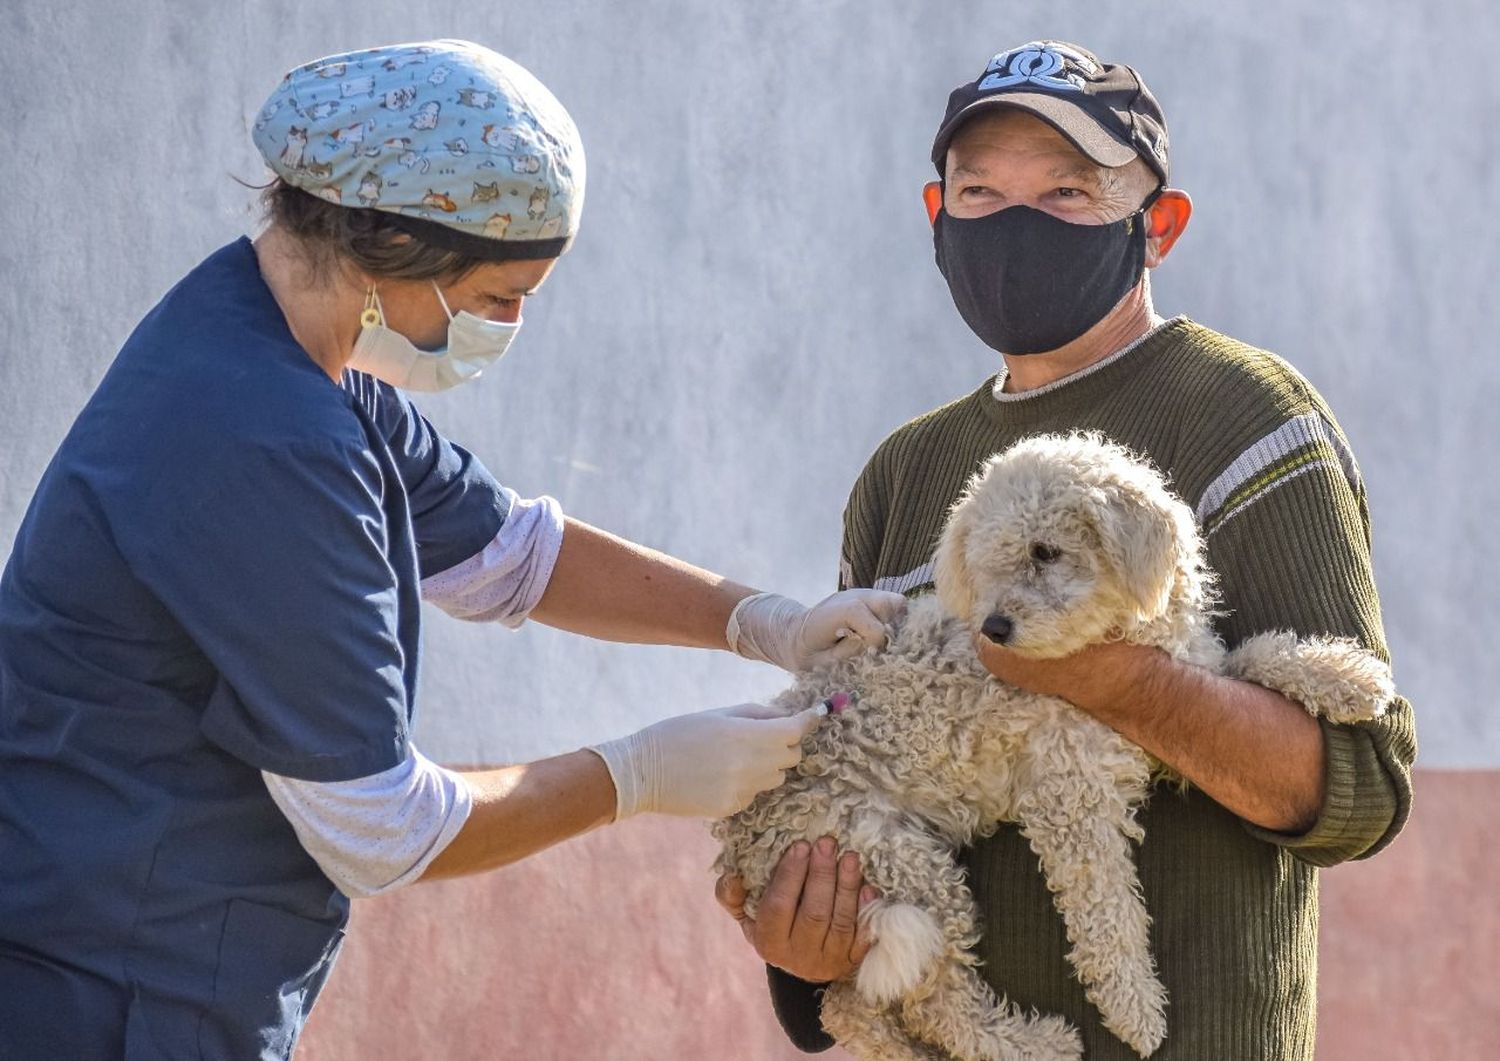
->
[981, 614, 1014, 645]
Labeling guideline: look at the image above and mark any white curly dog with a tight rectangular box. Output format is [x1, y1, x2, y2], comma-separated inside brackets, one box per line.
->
[714, 433, 1393, 1060]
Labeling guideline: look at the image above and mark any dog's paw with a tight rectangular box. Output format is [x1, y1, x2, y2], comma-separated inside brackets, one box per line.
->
[1225, 631, 1394, 723]
[855, 901, 945, 1004]
[1026, 1012, 1085, 1060]
[978, 1008, 1082, 1061]
[1090, 972, 1168, 1058]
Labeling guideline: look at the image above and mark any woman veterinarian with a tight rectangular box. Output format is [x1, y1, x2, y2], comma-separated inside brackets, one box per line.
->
[0, 40, 901, 1059]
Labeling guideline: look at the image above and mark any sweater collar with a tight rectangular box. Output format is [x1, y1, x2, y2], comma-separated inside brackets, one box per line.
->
[976, 316, 1191, 425]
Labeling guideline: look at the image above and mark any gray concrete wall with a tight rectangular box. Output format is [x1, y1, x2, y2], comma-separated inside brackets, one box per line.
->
[2, 0, 1494, 772]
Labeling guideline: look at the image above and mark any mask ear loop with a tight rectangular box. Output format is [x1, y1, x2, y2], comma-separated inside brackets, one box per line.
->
[360, 286, 383, 329]
[430, 281, 456, 321]
[1127, 185, 1166, 236]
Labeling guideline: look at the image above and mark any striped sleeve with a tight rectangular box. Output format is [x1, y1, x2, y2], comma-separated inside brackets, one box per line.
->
[1196, 408, 1416, 866]
[838, 442, 893, 591]
[1195, 411, 1363, 540]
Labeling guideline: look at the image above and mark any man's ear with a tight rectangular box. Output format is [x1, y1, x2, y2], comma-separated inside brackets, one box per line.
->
[923, 181, 944, 227]
[1145, 189, 1192, 267]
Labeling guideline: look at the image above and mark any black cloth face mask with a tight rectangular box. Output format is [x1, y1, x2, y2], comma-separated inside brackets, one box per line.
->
[933, 194, 1157, 355]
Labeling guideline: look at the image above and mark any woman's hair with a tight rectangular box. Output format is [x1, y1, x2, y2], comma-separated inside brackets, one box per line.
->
[262, 178, 488, 283]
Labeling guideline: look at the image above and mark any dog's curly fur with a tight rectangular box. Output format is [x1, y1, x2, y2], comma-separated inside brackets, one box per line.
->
[713, 434, 1394, 1060]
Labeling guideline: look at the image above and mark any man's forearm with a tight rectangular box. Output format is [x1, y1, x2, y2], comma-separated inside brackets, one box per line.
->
[529, 517, 755, 648]
[1083, 645, 1327, 833]
[420, 749, 617, 881]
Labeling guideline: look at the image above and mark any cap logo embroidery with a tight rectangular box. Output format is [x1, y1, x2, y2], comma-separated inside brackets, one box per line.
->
[978, 43, 1096, 93]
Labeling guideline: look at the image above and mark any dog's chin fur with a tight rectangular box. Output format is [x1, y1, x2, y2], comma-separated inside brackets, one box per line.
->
[714, 432, 1394, 1061]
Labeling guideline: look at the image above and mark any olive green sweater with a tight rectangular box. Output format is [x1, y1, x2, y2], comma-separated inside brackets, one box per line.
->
[768, 318, 1416, 1059]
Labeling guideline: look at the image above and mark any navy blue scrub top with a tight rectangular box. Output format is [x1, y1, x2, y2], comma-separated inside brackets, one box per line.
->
[0, 239, 511, 1059]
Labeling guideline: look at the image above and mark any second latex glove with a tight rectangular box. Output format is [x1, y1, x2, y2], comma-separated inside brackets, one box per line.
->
[727, 589, 908, 673]
[587, 702, 826, 821]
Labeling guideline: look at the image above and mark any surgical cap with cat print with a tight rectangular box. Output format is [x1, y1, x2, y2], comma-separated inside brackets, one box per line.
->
[253, 40, 584, 260]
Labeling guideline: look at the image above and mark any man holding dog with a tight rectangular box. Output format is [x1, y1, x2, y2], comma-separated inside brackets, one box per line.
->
[718, 40, 1415, 1058]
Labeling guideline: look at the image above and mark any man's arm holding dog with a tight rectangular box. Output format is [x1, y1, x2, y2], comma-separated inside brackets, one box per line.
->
[979, 429, 1415, 851]
[975, 640, 1326, 833]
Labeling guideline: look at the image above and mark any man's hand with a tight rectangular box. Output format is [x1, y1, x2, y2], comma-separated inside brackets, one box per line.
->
[973, 636, 1163, 717]
[715, 836, 877, 983]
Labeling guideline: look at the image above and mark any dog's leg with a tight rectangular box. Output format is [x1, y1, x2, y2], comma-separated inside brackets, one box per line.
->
[822, 980, 947, 1061]
[845, 823, 1078, 1060]
[1014, 719, 1166, 1058]
[849, 818, 975, 1007]
[1224, 631, 1394, 723]
[896, 959, 1081, 1061]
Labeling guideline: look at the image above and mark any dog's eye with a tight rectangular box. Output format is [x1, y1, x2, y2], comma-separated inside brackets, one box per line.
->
[1029, 542, 1061, 564]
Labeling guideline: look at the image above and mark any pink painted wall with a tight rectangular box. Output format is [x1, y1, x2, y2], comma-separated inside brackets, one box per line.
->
[298, 814, 846, 1061]
[299, 770, 1497, 1060]
[1316, 770, 1500, 1060]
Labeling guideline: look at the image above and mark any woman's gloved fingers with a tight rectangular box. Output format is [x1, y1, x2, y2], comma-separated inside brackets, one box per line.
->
[747, 708, 823, 756]
[844, 591, 908, 639]
[749, 769, 791, 798]
[736, 709, 824, 802]
[591, 700, 829, 820]
[807, 590, 908, 652]
[730, 589, 908, 674]
[790, 703, 828, 737]
[719, 701, 790, 721]
[772, 742, 804, 770]
[816, 634, 872, 662]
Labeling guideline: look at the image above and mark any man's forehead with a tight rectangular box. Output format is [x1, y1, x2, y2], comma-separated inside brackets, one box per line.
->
[953, 110, 1094, 154]
[949, 155, 1102, 179]
[947, 123, 1106, 184]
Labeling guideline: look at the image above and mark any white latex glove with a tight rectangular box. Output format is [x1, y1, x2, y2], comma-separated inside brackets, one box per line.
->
[587, 702, 826, 821]
[726, 589, 908, 673]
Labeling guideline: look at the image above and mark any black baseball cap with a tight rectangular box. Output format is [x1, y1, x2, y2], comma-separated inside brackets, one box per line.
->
[931, 41, 1169, 186]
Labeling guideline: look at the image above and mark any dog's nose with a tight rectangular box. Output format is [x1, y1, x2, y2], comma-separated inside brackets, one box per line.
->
[981, 614, 1013, 644]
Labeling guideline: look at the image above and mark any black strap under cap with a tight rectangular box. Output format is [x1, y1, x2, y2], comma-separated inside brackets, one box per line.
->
[385, 211, 573, 261]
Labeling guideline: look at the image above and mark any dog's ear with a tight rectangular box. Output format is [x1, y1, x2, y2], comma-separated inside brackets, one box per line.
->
[933, 485, 980, 621]
[1092, 482, 1180, 622]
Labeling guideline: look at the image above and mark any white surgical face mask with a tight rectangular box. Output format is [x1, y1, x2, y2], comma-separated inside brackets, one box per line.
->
[347, 282, 521, 393]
